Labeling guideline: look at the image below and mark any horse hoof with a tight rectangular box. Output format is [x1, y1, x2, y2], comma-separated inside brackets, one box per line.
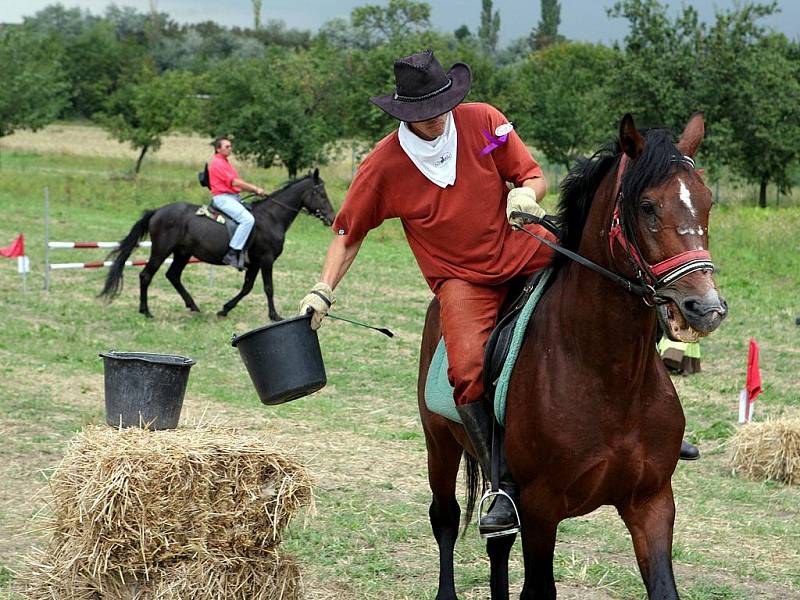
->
[216, 310, 228, 318]
[270, 314, 283, 322]
[188, 306, 200, 313]
[141, 311, 154, 319]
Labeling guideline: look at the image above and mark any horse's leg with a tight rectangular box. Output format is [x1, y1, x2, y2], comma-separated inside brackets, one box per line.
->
[425, 426, 464, 600]
[260, 260, 282, 321]
[519, 487, 558, 600]
[488, 533, 516, 600]
[165, 252, 199, 312]
[139, 253, 167, 318]
[618, 486, 679, 600]
[217, 263, 259, 317]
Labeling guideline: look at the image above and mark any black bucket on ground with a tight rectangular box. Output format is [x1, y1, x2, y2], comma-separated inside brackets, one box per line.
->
[231, 314, 326, 405]
[99, 351, 196, 429]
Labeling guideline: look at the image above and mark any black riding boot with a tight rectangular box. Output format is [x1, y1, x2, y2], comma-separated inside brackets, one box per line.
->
[222, 248, 244, 271]
[679, 440, 700, 460]
[456, 401, 519, 537]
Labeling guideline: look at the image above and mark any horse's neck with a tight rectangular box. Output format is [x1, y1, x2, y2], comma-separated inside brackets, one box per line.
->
[257, 181, 306, 228]
[553, 174, 659, 379]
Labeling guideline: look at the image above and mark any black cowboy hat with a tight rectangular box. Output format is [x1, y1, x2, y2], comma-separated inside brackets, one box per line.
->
[370, 50, 472, 123]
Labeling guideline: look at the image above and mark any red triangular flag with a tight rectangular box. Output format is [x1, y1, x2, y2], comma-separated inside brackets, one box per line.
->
[0, 233, 24, 258]
[746, 338, 762, 403]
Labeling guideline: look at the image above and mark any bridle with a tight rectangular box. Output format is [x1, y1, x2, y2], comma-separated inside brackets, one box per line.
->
[511, 152, 715, 305]
[244, 181, 331, 223]
[608, 153, 714, 304]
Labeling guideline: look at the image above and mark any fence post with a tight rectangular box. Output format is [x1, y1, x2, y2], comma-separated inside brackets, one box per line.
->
[44, 187, 50, 291]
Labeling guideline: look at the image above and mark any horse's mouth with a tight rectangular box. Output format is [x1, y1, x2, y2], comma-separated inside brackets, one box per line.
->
[657, 300, 708, 343]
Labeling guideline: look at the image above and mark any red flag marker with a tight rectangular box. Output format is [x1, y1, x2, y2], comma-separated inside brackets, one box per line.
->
[739, 338, 763, 423]
[746, 338, 762, 404]
[0, 233, 25, 258]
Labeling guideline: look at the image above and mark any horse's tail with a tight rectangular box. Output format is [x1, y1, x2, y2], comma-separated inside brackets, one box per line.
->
[98, 209, 156, 301]
[462, 452, 484, 537]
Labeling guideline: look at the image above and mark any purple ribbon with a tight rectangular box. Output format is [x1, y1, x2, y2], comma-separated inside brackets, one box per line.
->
[479, 129, 508, 156]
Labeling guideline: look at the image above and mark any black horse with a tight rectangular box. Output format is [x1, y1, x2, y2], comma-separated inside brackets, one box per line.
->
[99, 169, 336, 320]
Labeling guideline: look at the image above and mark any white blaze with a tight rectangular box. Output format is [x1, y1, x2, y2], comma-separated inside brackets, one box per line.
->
[678, 178, 696, 218]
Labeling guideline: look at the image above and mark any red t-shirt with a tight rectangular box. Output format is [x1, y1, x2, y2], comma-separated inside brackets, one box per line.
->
[209, 153, 241, 195]
[332, 102, 548, 293]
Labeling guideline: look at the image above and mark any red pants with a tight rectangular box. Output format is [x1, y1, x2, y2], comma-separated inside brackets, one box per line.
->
[438, 242, 553, 406]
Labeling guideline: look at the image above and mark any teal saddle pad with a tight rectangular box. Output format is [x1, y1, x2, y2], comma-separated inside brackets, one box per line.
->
[424, 268, 553, 426]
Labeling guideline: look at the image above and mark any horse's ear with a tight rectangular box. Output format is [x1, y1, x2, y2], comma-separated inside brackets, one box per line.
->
[313, 168, 320, 182]
[677, 111, 705, 158]
[619, 113, 644, 159]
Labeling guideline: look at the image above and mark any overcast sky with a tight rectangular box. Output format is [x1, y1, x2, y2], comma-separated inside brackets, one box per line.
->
[2, 1, 798, 46]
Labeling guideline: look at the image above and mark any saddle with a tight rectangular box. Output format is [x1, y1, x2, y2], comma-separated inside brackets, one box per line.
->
[195, 203, 256, 251]
[482, 268, 550, 399]
[424, 268, 554, 425]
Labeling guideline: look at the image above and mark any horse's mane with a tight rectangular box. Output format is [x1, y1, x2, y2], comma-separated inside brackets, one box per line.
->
[554, 142, 619, 266]
[252, 173, 312, 205]
[553, 128, 690, 272]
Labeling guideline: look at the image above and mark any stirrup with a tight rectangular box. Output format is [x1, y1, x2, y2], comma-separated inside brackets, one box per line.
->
[477, 488, 521, 539]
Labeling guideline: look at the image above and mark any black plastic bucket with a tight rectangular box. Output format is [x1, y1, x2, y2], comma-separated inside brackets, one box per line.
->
[231, 314, 326, 405]
[99, 351, 196, 429]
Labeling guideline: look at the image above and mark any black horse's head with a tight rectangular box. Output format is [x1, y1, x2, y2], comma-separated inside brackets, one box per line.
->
[302, 169, 336, 226]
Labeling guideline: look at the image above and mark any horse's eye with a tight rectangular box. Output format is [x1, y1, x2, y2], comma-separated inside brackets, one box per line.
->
[640, 200, 656, 217]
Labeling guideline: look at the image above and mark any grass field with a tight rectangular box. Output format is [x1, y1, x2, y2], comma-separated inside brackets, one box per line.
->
[0, 125, 798, 599]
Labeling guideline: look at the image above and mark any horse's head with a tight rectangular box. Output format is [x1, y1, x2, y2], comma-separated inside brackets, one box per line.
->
[616, 113, 727, 342]
[301, 169, 336, 226]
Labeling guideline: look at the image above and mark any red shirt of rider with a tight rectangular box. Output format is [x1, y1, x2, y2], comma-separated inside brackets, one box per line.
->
[209, 153, 241, 196]
[332, 102, 547, 293]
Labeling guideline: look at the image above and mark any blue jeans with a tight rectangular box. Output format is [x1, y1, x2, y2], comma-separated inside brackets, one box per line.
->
[211, 194, 255, 251]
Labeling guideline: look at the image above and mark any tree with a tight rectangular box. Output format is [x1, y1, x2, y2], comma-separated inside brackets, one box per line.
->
[454, 25, 472, 42]
[99, 68, 198, 173]
[700, 3, 800, 207]
[22, 4, 97, 37]
[0, 28, 68, 139]
[252, 0, 262, 30]
[350, 0, 432, 47]
[478, 0, 500, 55]
[499, 42, 618, 169]
[205, 46, 343, 177]
[531, 0, 564, 50]
[606, 0, 704, 132]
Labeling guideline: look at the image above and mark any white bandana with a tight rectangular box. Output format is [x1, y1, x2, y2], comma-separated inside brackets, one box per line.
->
[398, 111, 457, 188]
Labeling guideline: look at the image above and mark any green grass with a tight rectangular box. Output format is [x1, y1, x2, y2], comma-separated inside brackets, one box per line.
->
[0, 148, 798, 599]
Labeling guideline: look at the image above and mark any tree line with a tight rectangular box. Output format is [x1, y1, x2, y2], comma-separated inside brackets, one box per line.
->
[2, 0, 798, 206]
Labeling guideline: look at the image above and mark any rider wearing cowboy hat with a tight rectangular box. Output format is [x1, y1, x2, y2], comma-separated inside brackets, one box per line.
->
[299, 50, 553, 536]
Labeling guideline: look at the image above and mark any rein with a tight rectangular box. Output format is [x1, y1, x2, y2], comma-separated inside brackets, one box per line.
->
[510, 216, 654, 298]
[243, 183, 329, 222]
[510, 152, 715, 304]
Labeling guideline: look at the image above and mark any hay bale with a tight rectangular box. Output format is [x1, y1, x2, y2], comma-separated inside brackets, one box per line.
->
[46, 425, 313, 575]
[22, 544, 303, 600]
[731, 419, 800, 485]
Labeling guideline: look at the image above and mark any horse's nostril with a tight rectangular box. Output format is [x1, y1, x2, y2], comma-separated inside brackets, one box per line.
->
[682, 298, 701, 315]
[682, 296, 728, 320]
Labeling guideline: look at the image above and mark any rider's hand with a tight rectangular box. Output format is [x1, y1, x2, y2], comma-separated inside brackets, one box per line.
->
[255, 187, 265, 196]
[506, 187, 545, 226]
[298, 282, 334, 330]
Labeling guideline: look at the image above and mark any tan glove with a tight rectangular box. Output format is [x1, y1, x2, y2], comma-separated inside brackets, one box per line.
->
[506, 186, 545, 226]
[298, 282, 334, 330]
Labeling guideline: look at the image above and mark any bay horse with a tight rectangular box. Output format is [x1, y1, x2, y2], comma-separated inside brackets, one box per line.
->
[99, 169, 335, 320]
[417, 113, 727, 599]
